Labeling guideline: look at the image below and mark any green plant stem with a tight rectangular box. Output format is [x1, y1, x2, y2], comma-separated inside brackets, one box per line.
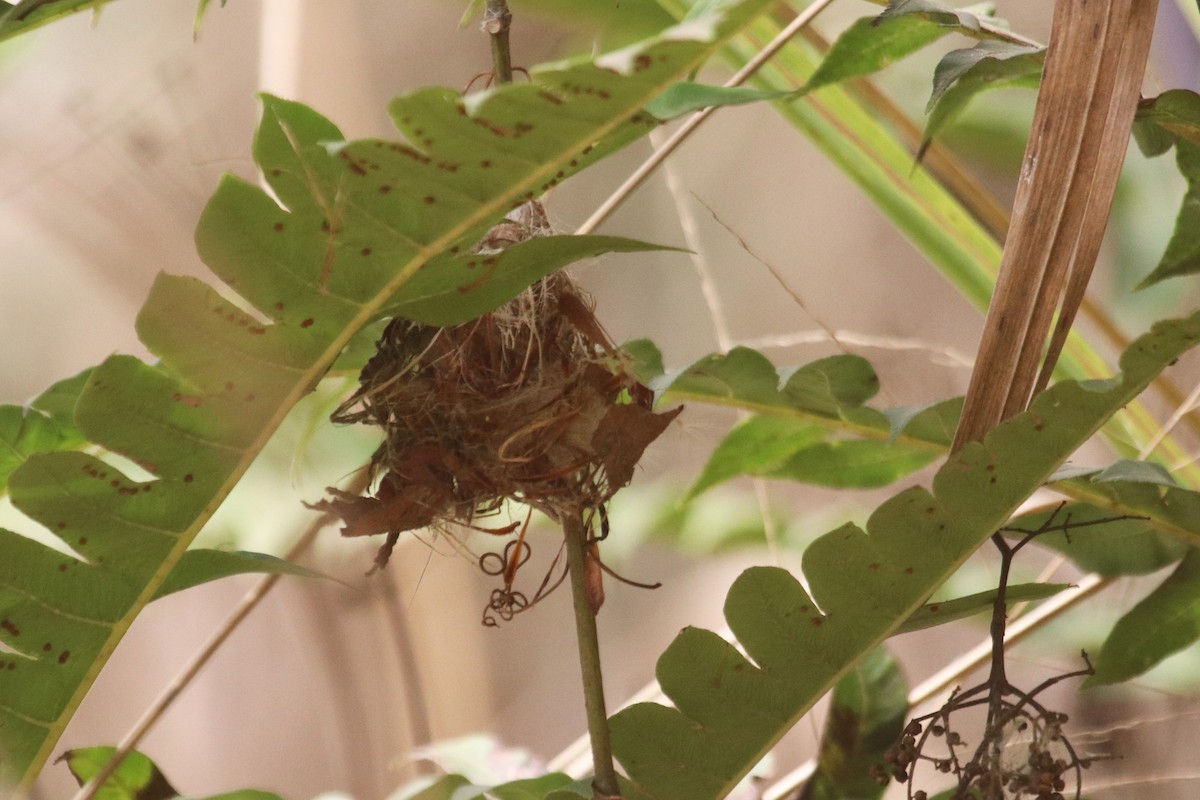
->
[484, 0, 514, 85]
[563, 510, 621, 800]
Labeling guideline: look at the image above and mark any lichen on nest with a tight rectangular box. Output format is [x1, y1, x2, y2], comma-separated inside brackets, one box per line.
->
[310, 203, 680, 613]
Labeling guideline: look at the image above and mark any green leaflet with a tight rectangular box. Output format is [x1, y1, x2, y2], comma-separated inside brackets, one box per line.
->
[608, 310, 1200, 800]
[0, 407, 81, 493]
[802, 13, 949, 95]
[62, 746, 282, 800]
[644, 82, 794, 120]
[798, 647, 906, 800]
[0, 371, 91, 493]
[899, 582, 1070, 634]
[1088, 549, 1200, 686]
[688, 416, 828, 497]
[1134, 89, 1200, 150]
[151, 550, 331, 600]
[921, 40, 1044, 159]
[0, 1, 779, 787]
[1138, 140, 1200, 288]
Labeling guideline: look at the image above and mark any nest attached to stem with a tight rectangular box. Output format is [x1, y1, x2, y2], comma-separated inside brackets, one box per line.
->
[310, 204, 680, 595]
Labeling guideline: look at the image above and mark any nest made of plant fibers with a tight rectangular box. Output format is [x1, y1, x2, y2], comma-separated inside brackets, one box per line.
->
[310, 270, 681, 569]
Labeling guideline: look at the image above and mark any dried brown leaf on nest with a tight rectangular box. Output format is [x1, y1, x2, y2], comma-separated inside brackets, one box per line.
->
[309, 203, 681, 579]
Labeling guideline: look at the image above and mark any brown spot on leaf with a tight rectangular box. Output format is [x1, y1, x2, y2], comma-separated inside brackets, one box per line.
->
[183, 474, 194, 483]
[1, 620, 19, 636]
[379, 185, 392, 194]
[360, 248, 372, 257]
[424, 195, 436, 205]
[171, 393, 202, 408]
[248, 326, 266, 335]
[905, 567, 914, 574]
[811, 617, 823, 627]
[273, 222, 284, 232]
[57, 564, 67, 572]
[301, 318, 314, 328]
[78, 537, 88, 546]
[245, 394, 256, 403]
[58, 651, 70, 664]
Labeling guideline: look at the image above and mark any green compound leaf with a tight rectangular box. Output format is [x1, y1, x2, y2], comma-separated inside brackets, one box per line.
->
[1088, 550, 1200, 687]
[683, 354, 941, 496]
[798, 647, 907, 800]
[648, 337, 1200, 551]
[1138, 140, 1200, 289]
[62, 745, 283, 800]
[921, 40, 1044, 159]
[0, 2, 778, 787]
[609, 311, 1200, 800]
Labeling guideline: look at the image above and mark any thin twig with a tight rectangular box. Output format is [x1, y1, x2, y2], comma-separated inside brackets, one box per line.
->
[562, 509, 621, 799]
[70, 474, 369, 800]
[575, 0, 837, 235]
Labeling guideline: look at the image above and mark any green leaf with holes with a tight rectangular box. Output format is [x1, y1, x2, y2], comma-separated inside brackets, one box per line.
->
[0, 1, 779, 787]
[608, 310, 1200, 800]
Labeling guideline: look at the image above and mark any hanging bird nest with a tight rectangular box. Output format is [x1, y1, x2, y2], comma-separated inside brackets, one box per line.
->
[310, 203, 680, 610]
